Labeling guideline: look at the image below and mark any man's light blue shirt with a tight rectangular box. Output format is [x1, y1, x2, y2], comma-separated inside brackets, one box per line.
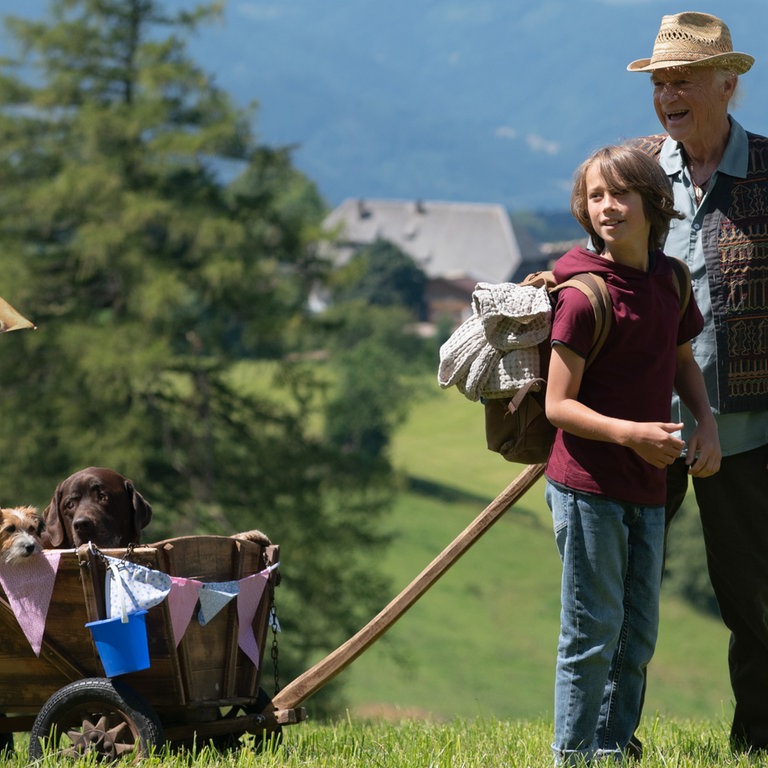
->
[660, 117, 768, 456]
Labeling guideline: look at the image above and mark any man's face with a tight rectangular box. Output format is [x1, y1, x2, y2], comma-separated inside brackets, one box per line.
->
[651, 66, 735, 143]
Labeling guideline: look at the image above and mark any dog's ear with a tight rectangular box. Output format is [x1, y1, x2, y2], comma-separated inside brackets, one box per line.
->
[41, 484, 66, 548]
[125, 481, 152, 543]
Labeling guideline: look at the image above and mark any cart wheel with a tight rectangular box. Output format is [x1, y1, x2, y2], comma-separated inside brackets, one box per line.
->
[211, 688, 282, 753]
[29, 677, 164, 762]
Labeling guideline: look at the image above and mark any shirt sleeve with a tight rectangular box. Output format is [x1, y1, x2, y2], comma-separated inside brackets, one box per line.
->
[677, 290, 704, 345]
[550, 287, 598, 359]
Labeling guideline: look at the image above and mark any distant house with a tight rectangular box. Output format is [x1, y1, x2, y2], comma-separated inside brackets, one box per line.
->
[322, 198, 550, 328]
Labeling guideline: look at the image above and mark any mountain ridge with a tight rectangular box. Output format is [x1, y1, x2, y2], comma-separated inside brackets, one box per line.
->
[3, 0, 767, 211]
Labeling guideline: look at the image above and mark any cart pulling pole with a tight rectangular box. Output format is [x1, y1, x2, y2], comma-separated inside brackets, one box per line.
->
[271, 462, 546, 712]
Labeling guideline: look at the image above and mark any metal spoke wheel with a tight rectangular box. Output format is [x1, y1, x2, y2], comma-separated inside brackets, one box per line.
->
[29, 677, 164, 762]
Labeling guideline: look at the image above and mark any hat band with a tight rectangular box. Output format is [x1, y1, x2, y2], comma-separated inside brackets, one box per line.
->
[651, 51, 720, 65]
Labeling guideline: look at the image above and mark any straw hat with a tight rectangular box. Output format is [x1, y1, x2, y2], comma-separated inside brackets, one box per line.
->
[627, 12, 754, 74]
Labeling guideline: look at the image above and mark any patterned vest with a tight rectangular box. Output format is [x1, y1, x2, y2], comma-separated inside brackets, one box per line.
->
[633, 133, 768, 414]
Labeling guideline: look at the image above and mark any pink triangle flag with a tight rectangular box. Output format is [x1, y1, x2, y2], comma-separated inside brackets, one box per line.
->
[237, 571, 269, 668]
[167, 576, 202, 646]
[0, 551, 60, 656]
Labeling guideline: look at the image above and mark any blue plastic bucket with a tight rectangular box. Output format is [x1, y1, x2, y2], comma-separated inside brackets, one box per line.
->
[86, 610, 150, 677]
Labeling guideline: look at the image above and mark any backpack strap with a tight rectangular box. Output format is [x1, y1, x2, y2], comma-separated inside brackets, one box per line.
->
[668, 257, 692, 318]
[551, 273, 612, 369]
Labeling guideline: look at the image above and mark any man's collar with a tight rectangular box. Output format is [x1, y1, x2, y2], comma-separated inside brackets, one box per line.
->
[659, 116, 748, 179]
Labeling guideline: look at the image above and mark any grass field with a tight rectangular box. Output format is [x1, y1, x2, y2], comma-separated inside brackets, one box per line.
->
[277, 718, 763, 767]
[16, 716, 768, 768]
[9, 377, 746, 766]
[331, 384, 732, 731]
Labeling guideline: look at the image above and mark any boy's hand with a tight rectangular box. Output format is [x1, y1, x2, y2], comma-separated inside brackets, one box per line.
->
[627, 422, 685, 468]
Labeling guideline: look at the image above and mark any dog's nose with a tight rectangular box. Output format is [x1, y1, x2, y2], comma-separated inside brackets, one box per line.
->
[73, 518, 95, 536]
[24, 543, 36, 555]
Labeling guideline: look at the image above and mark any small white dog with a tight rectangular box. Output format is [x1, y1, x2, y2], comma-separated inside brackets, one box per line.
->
[0, 506, 44, 563]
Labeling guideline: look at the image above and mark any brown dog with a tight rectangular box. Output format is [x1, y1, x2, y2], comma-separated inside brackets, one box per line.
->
[0, 506, 44, 563]
[42, 467, 152, 549]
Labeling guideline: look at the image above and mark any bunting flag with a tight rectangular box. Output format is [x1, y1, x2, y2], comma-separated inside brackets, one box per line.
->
[105, 557, 172, 620]
[198, 580, 239, 626]
[168, 576, 202, 646]
[0, 548, 278, 660]
[237, 571, 270, 667]
[0, 551, 60, 655]
[0, 297, 35, 333]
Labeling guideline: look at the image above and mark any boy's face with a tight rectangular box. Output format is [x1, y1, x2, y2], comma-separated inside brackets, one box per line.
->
[586, 165, 650, 256]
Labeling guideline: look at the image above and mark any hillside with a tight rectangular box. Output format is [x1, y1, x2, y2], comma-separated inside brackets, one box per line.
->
[334, 384, 731, 724]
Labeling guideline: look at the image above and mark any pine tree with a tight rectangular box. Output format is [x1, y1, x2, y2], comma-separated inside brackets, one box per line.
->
[0, 0, 395, 711]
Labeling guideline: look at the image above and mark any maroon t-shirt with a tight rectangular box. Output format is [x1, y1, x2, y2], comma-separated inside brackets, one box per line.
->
[545, 247, 704, 506]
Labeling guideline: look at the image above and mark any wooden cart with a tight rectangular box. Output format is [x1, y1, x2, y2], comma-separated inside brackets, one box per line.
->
[0, 306, 546, 762]
[0, 463, 543, 762]
[0, 532, 304, 761]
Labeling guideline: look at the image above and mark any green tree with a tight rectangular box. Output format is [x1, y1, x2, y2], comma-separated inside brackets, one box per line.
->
[322, 302, 431, 460]
[330, 238, 428, 320]
[0, 0, 396, 713]
[320, 240, 434, 471]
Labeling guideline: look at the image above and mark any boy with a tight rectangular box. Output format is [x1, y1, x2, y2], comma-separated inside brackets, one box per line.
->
[545, 144, 720, 764]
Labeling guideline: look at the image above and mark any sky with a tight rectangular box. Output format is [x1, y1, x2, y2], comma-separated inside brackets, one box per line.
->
[3, 0, 766, 210]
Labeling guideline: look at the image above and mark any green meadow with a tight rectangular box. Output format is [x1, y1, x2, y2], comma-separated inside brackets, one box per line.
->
[10, 378, 748, 766]
[330, 383, 732, 731]
[13, 718, 763, 768]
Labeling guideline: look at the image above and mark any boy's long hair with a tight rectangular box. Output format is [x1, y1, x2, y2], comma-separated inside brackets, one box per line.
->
[570, 144, 684, 254]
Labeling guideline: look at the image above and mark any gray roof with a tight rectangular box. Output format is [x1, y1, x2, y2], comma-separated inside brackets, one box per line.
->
[323, 198, 523, 284]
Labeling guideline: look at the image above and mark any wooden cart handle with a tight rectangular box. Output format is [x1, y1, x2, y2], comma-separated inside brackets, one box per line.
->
[270, 462, 546, 711]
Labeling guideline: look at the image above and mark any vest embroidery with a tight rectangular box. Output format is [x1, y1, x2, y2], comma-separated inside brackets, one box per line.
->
[634, 133, 768, 412]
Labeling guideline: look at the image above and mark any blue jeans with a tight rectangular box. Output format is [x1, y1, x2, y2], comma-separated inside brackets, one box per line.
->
[546, 480, 664, 765]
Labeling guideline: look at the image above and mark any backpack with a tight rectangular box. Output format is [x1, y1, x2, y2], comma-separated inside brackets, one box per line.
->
[483, 258, 691, 464]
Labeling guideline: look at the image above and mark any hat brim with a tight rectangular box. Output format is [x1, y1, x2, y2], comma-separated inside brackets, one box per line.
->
[627, 51, 754, 74]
